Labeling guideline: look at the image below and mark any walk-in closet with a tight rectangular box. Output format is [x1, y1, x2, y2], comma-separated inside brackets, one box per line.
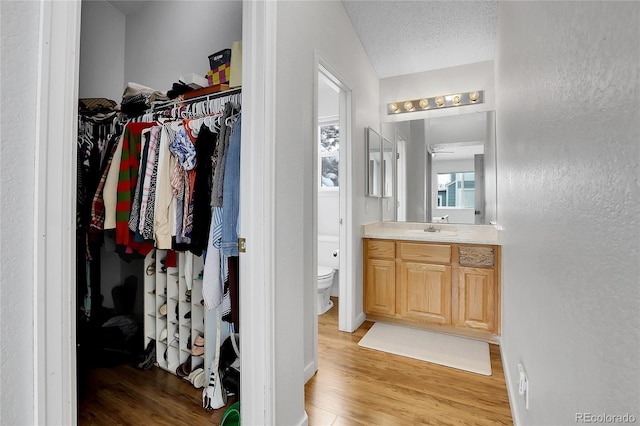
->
[76, 1, 243, 423]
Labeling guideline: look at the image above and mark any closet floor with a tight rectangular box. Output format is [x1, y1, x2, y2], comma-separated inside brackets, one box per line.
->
[305, 297, 513, 425]
[78, 361, 236, 425]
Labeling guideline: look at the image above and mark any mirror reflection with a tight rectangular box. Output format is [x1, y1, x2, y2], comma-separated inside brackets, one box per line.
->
[366, 127, 382, 197]
[382, 137, 394, 197]
[381, 111, 496, 224]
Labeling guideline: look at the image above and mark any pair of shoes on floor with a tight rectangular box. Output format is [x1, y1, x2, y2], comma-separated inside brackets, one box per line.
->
[176, 356, 193, 378]
[191, 334, 205, 356]
[188, 367, 206, 388]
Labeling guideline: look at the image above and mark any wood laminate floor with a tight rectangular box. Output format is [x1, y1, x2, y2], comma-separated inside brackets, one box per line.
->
[305, 297, 513, 425]
[78, 359, 236, 425]
[78, 297, 512, 425]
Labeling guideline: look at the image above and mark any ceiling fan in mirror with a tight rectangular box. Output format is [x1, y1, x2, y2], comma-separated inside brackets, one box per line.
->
[428, 145, 454, 157]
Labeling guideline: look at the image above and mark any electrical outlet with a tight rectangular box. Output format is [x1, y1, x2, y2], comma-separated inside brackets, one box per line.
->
[517, 363, 530, 410]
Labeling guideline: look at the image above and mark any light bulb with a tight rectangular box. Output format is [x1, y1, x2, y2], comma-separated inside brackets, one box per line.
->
[389, 103, 399, 113]
[453, 95, 461, 104]
[435, 97, 445, 107]
[469, 91, 479, 102]
[404, 101, 414, 111]
[419, 99, 429, 109]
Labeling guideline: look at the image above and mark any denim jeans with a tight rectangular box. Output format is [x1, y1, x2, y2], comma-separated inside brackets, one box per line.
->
[221, 114, 241, 256]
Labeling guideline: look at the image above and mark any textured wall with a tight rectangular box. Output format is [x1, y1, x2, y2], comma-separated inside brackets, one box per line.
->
[0, 1, 41, 424]
[496, 2, 640, 424]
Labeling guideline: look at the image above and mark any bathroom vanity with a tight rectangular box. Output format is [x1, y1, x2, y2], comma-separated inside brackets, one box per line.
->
[362, 222, 501, 343]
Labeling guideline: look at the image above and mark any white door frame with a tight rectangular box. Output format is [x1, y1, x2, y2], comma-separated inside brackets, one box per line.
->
[314, 53, 355, 333]
[38, 0, 278, 424]
[309, 54, 354, 382]
[34, 1, 81, 424]
[238, 0, 277, 423]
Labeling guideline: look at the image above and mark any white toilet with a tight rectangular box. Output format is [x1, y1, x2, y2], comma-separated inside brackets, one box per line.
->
[317, 235, 339, 315]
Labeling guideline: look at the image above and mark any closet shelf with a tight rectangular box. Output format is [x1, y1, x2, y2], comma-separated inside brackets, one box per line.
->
[183, 83, 230, 100]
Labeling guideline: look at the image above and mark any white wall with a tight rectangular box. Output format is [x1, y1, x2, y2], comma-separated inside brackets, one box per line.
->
[0, 2, 41, 424]
[318, 192, 339, 236]
[79, 0, 125, 101]
[496, 2, 640, 425]
[124, 1, 242, 92]
[274, 1, 380, 423]
[380, 60, 495, 122]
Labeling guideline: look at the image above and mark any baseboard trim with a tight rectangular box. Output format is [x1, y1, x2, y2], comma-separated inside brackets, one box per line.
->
[500, 338, 520, 425]
[298, 411, 310, 426]
[304, 360, 317, 383]
[353, 312, 366, 331]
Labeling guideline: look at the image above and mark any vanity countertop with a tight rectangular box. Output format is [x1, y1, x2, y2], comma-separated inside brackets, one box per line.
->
[362, 221, 501, 245]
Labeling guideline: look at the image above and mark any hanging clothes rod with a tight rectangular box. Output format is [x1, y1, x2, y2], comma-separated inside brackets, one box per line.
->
[151, 87, 242, 112]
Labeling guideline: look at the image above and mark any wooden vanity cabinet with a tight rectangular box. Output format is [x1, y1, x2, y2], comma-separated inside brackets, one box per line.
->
[363, 238, 501, 341]
[397, 242, 452, 325]
[456, 246, 499, 333]
[457, 266, 495, 332]
[363, 240, 396, 316]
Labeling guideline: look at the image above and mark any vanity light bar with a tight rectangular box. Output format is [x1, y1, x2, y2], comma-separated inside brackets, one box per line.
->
[387, 90, 484, 115]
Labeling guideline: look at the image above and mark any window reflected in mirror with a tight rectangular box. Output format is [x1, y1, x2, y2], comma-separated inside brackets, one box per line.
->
[437, 172, 474, 208]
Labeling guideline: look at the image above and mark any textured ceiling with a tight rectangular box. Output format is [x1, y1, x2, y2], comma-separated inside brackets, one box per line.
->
[342, 0, 498, 78]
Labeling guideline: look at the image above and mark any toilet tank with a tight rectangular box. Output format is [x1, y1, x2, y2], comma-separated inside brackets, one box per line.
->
[318, 234, 340, 270]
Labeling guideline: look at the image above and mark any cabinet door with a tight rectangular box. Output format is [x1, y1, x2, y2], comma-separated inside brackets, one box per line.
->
[364, 259, 396, 316]
[399, 262, 451, 325]
[457, 267, 496, 332]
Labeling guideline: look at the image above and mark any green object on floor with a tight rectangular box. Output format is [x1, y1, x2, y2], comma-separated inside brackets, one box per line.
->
[220, 401, 240, 426]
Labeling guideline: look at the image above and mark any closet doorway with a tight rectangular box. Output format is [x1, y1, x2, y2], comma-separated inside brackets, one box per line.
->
[36, 1, 278, 424]
[311, 59, 352, 380]
[73, 0, 246, 423]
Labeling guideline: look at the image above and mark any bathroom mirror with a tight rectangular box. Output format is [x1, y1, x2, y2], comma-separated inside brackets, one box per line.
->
[366, 126, 382, 197]
[381, 111, 497, 224]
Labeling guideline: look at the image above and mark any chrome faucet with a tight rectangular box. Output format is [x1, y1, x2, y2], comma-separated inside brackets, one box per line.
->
[424, 225, 440, 232]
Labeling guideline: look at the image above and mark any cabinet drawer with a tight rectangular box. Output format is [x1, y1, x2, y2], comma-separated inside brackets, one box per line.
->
[459, 246, 495, 267]
[366, 239, 395, 259]
[398, 242, 451, 264]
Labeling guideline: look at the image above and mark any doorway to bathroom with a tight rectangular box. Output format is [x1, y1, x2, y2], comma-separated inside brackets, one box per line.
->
[310, 60, 352, 380]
